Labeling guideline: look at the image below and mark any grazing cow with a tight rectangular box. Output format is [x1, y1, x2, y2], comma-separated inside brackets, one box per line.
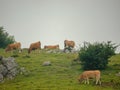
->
[78, 70, 101, 85]
[44, 45, 59, 49]
[5, 42, 21, 52]
[28, 41, 41, 54]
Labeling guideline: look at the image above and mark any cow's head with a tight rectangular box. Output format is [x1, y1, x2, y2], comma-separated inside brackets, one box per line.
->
[5, 47, 9, 52]
[78, 74, 84, 83]
[28, 49, 31, 54]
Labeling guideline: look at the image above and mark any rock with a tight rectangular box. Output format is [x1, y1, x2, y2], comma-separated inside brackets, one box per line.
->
[2, 57, 18, 70]
[0, 64, 8, 76]
[116, 72, 120, 76]
[19, 67, 26, 74]
[7, 68, 18, 79]
[0, 56, 20, 82]
[0, 74, 3, 82]
[46, 50, 53, 53]
[46, 49, 63, 54]
[42, 61, 51, 66]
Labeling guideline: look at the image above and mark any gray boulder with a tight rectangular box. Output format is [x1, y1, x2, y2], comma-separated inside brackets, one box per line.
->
[0, 56, 19, 82]
[116, 72, 120, 76]
[0, 74, 3, 82]
[2, 57, 18, 70]
[42, 61, 51, 66]
[0, 64, 8, 76]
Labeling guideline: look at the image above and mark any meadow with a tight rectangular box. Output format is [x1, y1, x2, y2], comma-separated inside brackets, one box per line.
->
[0, 48, 120, 90]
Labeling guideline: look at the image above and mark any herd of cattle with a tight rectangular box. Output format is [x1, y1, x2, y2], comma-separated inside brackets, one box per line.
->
[5, 40, 75, 54]
[5, 40, 102, 85]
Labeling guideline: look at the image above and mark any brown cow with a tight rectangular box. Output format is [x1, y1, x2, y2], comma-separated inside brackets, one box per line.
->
[5, 42, 21, 52]
[64, 40, 75, 48]
[64, 40, 75, 52]
[44, 45, 59, 49]
[78, 70, 101, 85]
[28, 41, 41, 54]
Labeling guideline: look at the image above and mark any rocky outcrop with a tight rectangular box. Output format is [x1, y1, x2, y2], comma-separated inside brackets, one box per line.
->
[0, 56, 19, 82]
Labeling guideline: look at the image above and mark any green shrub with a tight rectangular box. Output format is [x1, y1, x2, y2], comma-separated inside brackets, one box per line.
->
[79, 41, 118, 70]
[0, 26, 15, 48]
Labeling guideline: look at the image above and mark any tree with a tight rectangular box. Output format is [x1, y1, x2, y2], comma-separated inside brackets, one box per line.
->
[79, 41, 118, 70]
[0, 26, 15, 48]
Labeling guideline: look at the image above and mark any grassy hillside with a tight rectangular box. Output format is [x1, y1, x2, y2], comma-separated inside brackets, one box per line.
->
[0, 49, 120, 90]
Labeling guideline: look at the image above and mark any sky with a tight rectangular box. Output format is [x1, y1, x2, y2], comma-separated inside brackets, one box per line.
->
[0, 0, 120, 52]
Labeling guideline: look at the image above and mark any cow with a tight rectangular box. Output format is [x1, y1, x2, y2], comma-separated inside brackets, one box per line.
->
[28, 41, 41, 54]
[64, 40, 75, 52]
[44, 45, 59, 49]
[5, 42, 21, 52]
[64, 40, 75, 48]
[78, 70, 101, 85]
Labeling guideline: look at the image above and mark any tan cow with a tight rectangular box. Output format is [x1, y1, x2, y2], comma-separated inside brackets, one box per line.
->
[78, 70, 101, 85]
[28, 41, 41, 54]
[64, 40, 75, 52]
[44, 45, 59, 49]
[5, 42, 21, 52]
[64, 40, 75, 48]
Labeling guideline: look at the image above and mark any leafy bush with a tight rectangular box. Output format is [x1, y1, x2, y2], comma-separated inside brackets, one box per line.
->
[79, 41, 118, 70]
[0, 26, 15, 48]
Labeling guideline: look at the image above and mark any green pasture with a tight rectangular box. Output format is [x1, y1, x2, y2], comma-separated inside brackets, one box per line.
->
[0, 49, 120, 90]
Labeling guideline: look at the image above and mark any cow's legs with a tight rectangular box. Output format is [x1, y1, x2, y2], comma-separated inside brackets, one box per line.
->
[98, 79, 101, 85]
[86, 78, 89, 84]
[96, 78, 101, 85]
[96, 79, 98, 85]
[84, 79, 87, 84]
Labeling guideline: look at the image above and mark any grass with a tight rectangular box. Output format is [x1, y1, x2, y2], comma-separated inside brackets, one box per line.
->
[0, 48, 120, 90]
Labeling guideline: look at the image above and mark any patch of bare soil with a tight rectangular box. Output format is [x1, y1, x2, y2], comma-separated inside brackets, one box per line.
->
[101, 81, 120, 90]
[101, 82, 113, 87]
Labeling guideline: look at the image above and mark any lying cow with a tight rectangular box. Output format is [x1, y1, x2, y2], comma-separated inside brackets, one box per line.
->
[78, 70, 101, 85]
[5, 42, 21, 52]
[28, 41, 41, 54]
[44, 45, 59, 49]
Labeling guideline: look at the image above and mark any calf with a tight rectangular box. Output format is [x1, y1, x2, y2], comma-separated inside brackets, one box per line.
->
[78, 70, 101, 85]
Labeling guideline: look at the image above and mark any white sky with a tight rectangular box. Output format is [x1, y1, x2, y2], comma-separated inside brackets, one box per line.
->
[0, 0, 120, 52]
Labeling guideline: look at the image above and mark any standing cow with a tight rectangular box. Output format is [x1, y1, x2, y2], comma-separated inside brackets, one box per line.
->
[64, 40, 75, 52]
[28, 41, 41, 54]
[5, 42, 21, 52]
[78, 70, 101, 85]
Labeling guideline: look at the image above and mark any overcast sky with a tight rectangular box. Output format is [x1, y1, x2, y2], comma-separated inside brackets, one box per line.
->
[0, 0, 120, 52]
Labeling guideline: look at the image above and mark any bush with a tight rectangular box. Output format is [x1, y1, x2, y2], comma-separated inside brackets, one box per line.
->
[79, 41, 118, 70]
